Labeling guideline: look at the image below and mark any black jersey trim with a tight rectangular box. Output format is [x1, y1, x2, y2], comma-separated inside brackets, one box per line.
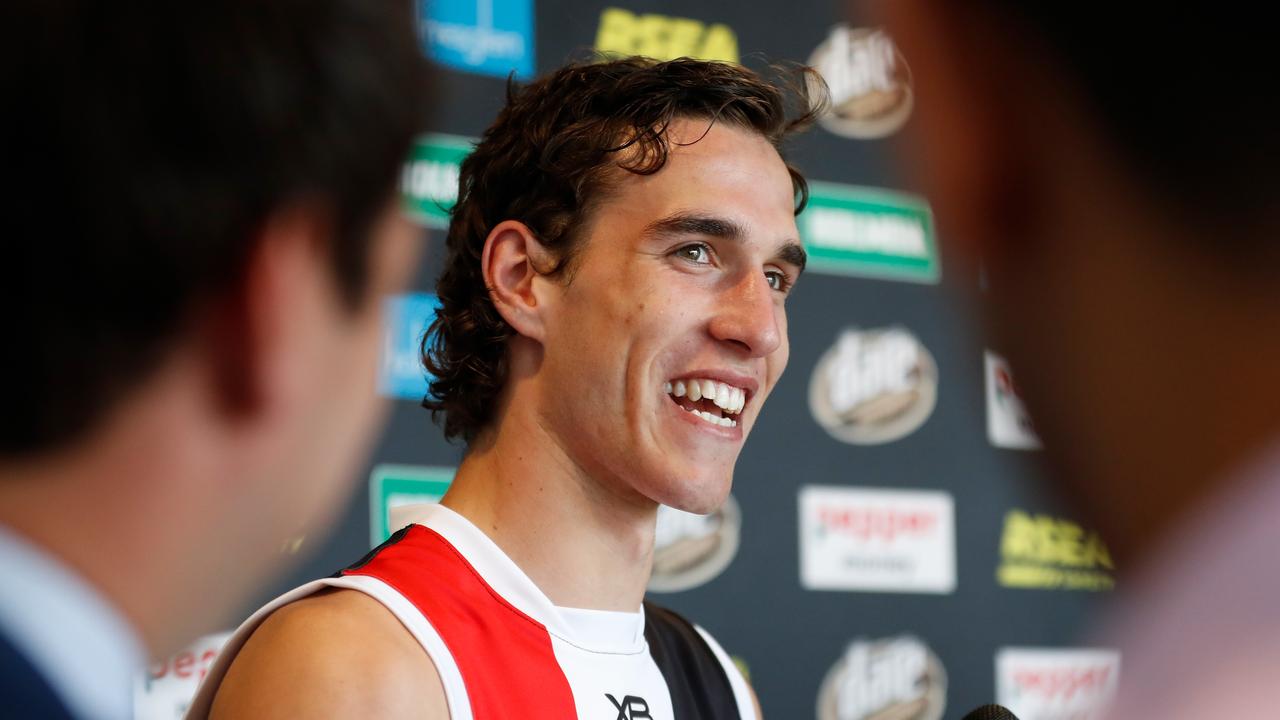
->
[642, 601, 743, 720]
[331, 524, 414, 577]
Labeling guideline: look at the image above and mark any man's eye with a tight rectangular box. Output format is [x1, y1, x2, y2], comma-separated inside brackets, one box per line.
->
[765, 269, 793, 292]
[673, 243, 712, 264]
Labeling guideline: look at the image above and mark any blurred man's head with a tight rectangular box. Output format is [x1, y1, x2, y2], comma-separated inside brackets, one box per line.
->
[882, 4, 1278, 562]
[1, 0, 429, 653]
[423, 58, 817, 512]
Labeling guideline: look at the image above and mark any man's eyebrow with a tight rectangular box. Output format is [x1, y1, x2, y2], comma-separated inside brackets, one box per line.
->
[777, 241, 807, 275]
[641, 212, 745, 242]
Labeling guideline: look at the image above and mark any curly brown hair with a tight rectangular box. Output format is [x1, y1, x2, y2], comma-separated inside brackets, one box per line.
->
[422, 57, 823, 444]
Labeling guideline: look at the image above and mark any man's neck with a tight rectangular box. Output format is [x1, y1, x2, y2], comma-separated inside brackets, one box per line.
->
[441, 411, 659, 612]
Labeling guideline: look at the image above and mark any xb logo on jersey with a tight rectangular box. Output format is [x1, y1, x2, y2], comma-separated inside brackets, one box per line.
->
[606, 693, 653, 719]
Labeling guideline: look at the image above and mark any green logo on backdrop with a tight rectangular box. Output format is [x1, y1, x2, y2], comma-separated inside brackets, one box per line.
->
[798, 182, 940, 283]
[400, 134, 476, 227]
[369, 464, 455, 546]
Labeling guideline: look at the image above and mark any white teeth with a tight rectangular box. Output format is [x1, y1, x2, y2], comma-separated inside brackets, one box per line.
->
[681, 405, 739, 429]
[666, 377, 747, 416]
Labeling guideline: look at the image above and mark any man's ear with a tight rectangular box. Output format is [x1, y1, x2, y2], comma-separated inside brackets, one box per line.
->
[201, 204, 333, 419]
[878, 0, 1034, 270]
[482, 220, 556, 342]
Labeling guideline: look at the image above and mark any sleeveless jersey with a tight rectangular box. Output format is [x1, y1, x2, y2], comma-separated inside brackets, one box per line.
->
[186, 504, 756, 719]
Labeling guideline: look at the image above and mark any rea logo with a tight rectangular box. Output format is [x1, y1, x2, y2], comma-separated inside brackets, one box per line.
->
[996, 647, 1120, 719]
[607, 694, 653, 719]
[594, 7, 738, 63]
[997, 509, 1115, 592]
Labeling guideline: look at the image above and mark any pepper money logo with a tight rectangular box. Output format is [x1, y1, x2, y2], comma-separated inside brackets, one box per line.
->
[799, 486, 956, 594]
[808, 25, 913, 140]
[810, 327, 938, 445]
[647, 494, 741, 593]
[996, 647, 1121, 720]
[985, 351, 1041, 450]
[818, 636, 947, 720]
[997, 509, 1115, 592]
[594, 7, 738, 63]
[133, 631, 232, 720]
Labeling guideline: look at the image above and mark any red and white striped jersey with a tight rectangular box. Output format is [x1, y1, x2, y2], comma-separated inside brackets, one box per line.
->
[187, 504, 756, 720]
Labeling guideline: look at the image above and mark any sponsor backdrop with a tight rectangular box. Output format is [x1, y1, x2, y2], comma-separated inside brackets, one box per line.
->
[140, 2, 1117, 718]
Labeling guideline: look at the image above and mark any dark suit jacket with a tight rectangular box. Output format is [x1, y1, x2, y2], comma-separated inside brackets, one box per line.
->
[0, 629, 75, 719]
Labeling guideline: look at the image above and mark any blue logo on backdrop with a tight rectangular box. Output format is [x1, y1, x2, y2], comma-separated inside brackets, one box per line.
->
[418, 0, 535, 80]
[379, 293, 439, 401]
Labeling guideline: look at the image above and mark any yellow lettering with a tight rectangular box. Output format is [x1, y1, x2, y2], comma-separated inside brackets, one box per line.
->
[593, 8, 739, 63]
[1000, 510, 1036, 561]
[667, 18, 702, 58]
[700, 24, 739, 63]
[595, 8, 638, 57]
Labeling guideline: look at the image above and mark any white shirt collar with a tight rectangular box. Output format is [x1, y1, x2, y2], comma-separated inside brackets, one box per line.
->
[0, 524, 146, 720]
[394, 503, 648, 655]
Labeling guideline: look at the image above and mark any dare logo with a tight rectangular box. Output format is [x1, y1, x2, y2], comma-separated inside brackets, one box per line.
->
[594, 8, 738, 63]
[997, 509, 1115, 591]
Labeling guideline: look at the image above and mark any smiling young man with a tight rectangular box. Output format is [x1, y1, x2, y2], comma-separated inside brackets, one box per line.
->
[190, 58, 817, 719]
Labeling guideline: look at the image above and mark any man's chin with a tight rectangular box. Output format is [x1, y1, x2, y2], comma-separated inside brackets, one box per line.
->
[654, 474, 734, 516]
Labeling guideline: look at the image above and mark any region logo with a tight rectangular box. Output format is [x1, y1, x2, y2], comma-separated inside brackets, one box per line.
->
[818, 636, 946, 720]
[418, 0, 535, 79]
[808, 26, 914, 139]
[800, 486, 955, 594]
[810, 327, 938, 445]
[378, 293, 440, 402]
[997, 509, 1115, 591]
[594, 7, 738, 63]
[647, 494, 741, 593]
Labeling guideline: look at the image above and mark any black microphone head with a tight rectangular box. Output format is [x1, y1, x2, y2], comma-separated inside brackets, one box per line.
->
[959, 704, 1019, 720]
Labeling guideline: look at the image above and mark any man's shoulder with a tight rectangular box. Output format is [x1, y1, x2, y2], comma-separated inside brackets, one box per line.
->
[208, 588, 447, 719]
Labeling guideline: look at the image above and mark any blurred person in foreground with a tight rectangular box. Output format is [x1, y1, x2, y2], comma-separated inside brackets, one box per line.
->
[881, 4, 1279, 718]
[0, 2, 428, 717]
[189, 57, 818, 719]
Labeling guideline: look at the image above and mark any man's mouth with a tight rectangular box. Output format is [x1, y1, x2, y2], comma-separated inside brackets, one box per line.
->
[663, 378, 746, 428]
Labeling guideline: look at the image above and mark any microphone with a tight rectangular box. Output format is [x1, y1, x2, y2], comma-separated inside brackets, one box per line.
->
[959, 705, 1020, 720]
